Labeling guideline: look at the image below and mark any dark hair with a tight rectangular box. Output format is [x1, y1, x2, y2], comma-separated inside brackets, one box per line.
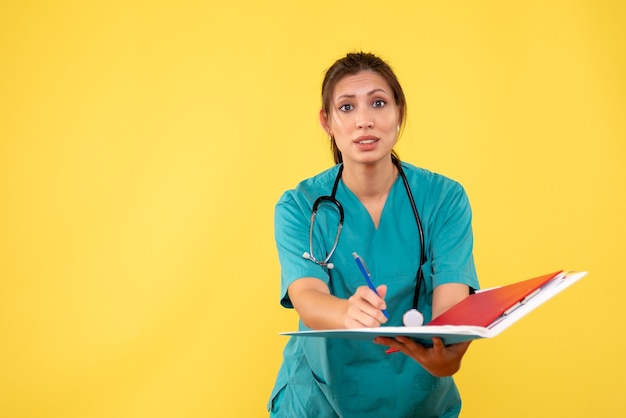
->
[321, 52, 407, 164]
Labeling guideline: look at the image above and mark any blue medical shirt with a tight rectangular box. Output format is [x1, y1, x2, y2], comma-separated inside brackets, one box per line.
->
[269, 161, 479, 418]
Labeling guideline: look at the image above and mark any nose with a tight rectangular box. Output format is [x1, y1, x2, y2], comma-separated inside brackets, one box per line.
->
[355, 108, 374, 129]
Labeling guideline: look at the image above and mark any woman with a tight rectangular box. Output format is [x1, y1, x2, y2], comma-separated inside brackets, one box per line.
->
[268, 52, 479, 417]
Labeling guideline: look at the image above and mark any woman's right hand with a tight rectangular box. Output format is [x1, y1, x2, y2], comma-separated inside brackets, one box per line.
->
[344, 284, 388, 328]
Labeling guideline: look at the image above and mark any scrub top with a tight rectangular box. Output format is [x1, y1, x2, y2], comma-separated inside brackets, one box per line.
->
[268, 161, 479, 418]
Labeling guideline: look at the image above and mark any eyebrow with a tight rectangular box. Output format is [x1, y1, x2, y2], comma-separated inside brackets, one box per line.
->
[335, 88, 389, 102]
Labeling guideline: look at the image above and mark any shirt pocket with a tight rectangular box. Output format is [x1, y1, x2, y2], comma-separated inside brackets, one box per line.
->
[411, 374, 460, 417]
[310, 370, 359, 414]
[267, 382, 286, 413]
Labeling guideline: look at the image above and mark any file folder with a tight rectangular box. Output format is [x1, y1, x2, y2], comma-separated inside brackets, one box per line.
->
[280, 270, 587, 346]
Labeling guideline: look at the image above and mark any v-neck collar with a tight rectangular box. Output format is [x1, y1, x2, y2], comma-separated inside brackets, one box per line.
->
[338, 175, 401, 231]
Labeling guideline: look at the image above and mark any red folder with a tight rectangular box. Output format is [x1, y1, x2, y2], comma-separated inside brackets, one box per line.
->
[427, 270, 564, 327]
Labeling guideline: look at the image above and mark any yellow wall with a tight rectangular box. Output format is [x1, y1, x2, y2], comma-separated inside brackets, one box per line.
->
[1, 1, 624, 416]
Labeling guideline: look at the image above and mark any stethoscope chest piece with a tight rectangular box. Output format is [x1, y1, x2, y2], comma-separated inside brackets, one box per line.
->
[402, 308, 424, 327]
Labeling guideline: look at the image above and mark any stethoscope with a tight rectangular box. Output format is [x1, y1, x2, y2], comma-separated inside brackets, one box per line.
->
[302, 156, 426, 327]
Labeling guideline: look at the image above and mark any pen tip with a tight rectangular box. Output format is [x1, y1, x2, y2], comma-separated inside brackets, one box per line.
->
[352, 252, 358, 258]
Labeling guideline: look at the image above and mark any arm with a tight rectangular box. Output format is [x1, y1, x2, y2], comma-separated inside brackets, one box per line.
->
[432, 283, 470, 319]
[289, 277, 389, 329]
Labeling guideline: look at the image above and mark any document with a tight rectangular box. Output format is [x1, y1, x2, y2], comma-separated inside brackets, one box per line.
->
[280, 270, 587, 346]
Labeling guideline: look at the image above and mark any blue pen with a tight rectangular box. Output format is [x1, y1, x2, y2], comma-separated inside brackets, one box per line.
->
[352, 252, 389, 318]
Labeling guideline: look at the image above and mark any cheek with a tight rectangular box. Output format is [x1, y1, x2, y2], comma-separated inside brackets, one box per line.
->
[328, 121, 353, 143]
[383, 114, 401, 134]
[329, 111, 351, 129]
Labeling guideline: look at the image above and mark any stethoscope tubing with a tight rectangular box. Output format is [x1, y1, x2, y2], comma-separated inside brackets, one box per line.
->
[304, 157, 426, 318]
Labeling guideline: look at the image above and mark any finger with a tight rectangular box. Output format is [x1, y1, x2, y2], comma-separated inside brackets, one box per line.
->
[374, 336, 405, 354]
[352, 287, 388, 316]
[373, 336, 396, 346]
[345, 309, 377, 328]
[376, 284, 387, 300]
[431, 337, 445, 354]
[396, 336, 428, 356]
[448, 340, 471, 357]
[346, 301, 386, 327]
[355, 285, 387, 311]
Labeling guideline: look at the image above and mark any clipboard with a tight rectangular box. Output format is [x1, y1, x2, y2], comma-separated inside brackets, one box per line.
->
[280, 270, 587, 346]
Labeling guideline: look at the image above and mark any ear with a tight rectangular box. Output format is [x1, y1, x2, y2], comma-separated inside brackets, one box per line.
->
[319, 109, 331, 135]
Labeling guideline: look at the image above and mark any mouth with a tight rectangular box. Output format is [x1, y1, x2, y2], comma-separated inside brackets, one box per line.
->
[354, 136, 379, 145]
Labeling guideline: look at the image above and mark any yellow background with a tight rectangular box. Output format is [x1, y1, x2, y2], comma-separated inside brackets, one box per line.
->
[1, 1, 624, 417]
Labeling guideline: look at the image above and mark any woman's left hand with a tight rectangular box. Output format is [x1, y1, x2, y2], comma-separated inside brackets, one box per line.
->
[373, 336, 471, 377]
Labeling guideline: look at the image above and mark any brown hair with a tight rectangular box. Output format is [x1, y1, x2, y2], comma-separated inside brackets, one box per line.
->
[321, 52, 407, 164]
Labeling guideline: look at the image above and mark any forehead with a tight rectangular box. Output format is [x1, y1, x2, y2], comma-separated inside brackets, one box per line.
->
[332, 71, 393, 99]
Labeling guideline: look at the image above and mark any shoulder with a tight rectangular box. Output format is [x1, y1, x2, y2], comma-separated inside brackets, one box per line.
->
[277, 165, 342, 209]
[400, 161, 467, 196]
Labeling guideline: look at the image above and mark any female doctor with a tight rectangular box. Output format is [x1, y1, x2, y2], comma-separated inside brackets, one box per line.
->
[268, 52, 479, 417]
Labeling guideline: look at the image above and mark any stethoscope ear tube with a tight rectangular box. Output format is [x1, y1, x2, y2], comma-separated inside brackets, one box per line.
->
[302, 251, 335, 269]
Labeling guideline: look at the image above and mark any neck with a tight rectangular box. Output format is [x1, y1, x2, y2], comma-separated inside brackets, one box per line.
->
[341, 156, 398, 200]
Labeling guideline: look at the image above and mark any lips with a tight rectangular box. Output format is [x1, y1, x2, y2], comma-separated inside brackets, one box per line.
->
[354, 135, 379, 144]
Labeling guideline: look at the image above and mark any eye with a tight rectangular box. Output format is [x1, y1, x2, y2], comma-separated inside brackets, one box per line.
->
[372, 99, 386, 108]
[338, 103, 354, 112]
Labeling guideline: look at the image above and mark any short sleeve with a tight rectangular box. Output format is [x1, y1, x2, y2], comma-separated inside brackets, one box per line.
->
[429, 182, 479, 291]
[274, 191, 330, 308]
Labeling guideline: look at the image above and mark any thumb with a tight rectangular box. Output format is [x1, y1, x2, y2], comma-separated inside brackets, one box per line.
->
[376, 284, 388, 300]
